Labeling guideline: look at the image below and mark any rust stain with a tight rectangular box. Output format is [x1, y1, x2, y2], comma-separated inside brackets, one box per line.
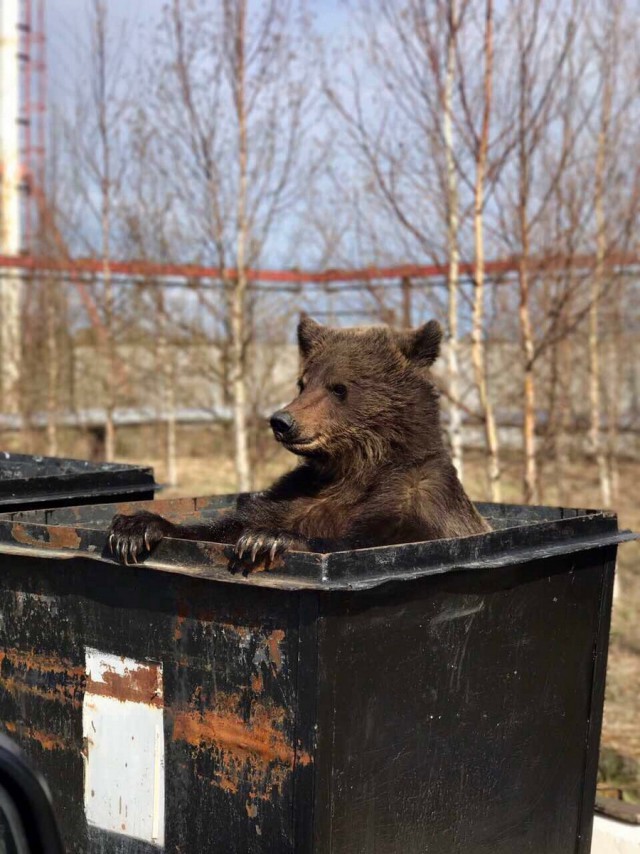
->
[173, 706, 293, 765]
[251, 673, 264, 694]
[172, 692, 311, 799]
[3, 722, 69, 752]
[0, 675, 83, 707]
[246, 802, 258, 818]
[0, 647, 85, 706]
[113, 498, 156, 515]
[174, 614, 186, 642]
[113, 497, 208, 526]
[296, 743, 313, 766]
[196, 542, 232, 565]
[0, 647, 83, 676]
[166, 510, 204, 525]
[22, 727, 67, 751]
[11, 522, 81, 550]
[87, 662, 162, 707]
[266, 630, 285, 671]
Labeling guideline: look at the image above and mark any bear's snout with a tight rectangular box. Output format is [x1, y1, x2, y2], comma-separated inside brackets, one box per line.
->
[270, 410, 297, 440]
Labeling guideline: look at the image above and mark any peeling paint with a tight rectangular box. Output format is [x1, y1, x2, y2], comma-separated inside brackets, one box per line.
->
[83, 649, 165, 846]
[86, 657, 163, 708]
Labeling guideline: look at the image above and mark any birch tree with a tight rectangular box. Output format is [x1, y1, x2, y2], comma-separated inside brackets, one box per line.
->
[443, 0, 464, 479]
[146, 0, 313, 491]
[499, 0, 581, 503]
[61, 0, 130, 461]
[469, 0, 502, 500]
[328, 0, 467, 477]
[590, 32, 613, 507]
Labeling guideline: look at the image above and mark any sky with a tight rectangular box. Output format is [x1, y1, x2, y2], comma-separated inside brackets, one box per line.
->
[46, 0, 349, 109]
[47, 0, 163, 107]
[43, 0, 359, 270]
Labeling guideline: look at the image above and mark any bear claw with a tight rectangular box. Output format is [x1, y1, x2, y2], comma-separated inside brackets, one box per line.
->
[107, 511, 174, 565]
[231, 530, 298, 573]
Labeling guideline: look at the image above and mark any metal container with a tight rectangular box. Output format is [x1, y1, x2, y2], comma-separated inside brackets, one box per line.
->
[0, 452, 157, 511]
[0, 496, 634, 853]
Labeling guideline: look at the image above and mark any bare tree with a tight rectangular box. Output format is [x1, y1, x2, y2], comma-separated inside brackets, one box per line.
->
[144, 0, 313, 490]
[589, 29, 613, 507]
[327, 0, 471, 476]
[58, 0, 131, 461]
[443, 0, 464, 479]
[469, 0, 502, 500]
[498, 0, 581, 503]
[92, 0, 117, 460]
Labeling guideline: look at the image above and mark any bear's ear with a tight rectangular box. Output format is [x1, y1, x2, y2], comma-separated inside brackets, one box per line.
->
[298, 312, 327, 357]
[396, 320, 443, 367]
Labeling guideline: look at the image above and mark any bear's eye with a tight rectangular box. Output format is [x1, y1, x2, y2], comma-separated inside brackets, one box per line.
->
[329, 383, 347, 401]
[297, 378, 305, 394]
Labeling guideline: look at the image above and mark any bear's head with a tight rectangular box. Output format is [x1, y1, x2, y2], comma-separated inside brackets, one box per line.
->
[269, 314, 444, 473]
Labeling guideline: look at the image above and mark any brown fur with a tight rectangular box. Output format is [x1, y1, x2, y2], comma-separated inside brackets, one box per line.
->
[108, 315, 490, 570]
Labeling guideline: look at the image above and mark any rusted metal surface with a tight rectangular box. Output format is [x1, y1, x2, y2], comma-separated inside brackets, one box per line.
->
[0, 554, 307, 851]
[0, 496, 632, 851]
[0, 452, 157, 511]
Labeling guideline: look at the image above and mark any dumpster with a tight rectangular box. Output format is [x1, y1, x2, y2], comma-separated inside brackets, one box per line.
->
[0, 496, 635, 853]
[0, 452, 157, 512]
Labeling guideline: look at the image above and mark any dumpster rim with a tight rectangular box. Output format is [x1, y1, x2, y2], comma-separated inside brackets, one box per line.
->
[0, 499, 635, 590]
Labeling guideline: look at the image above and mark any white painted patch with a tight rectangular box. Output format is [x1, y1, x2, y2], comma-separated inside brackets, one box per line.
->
[592, 815, 640, 853]
[83, 649, 165, 846]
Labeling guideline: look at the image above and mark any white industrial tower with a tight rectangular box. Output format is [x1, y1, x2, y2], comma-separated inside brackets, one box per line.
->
[0, 0, 21, 414]
[0, 0, 46, 415]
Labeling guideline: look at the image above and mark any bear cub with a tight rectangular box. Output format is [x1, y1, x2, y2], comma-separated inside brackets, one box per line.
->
[108, 314, 489, 570]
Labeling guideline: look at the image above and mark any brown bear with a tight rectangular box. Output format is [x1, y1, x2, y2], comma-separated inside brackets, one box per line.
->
[108, 314, 489, 570]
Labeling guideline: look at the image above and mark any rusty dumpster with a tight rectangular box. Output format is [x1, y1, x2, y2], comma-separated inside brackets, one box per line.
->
[0, 452, 157, 512]
[0, 496, 635, 853]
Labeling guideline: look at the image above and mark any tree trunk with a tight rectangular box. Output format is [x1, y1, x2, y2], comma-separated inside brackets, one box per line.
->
[155, 286, 177, 487]
[46, 280, 59, 456]
[401, 276, 412, 328]
[589, 67, 612, 507]
[443, 0, 464, 481]
[605, 286, 620, 503]
[471, 0, 501, 501]
[518, 254, 538, 504]
[95, 2, 116, 462]
[517, 41, 538, 505]
[231, 0, 251, 492]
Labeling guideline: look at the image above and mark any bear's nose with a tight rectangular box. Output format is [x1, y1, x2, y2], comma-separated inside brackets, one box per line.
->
[270, 411, 296, 438]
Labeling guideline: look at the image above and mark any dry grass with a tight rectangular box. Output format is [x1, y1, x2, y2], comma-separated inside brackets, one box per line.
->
[116, 435, 639, 797]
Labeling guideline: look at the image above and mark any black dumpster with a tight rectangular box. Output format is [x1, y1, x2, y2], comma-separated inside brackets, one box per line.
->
[0, 452, 157, 511]
[0, 496, 635, 853]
